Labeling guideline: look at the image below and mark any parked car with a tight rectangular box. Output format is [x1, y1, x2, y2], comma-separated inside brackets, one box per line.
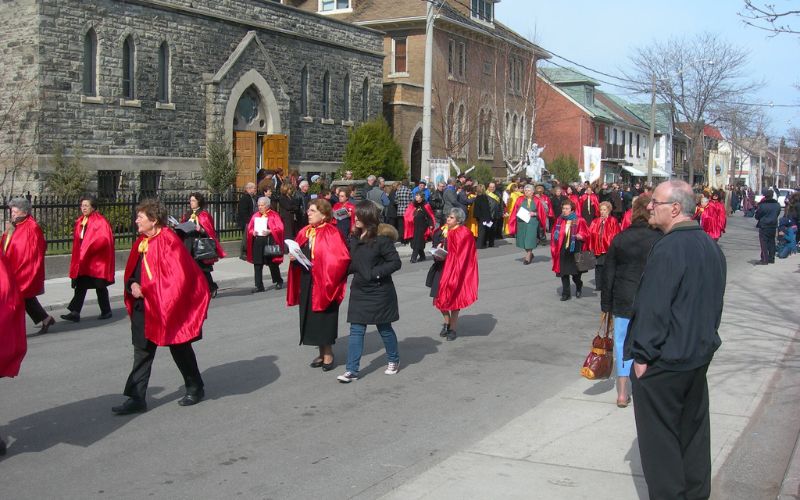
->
[754, 188, 796, 208]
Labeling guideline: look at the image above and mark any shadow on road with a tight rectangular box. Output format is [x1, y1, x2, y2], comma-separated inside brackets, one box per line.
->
[456, 313, 497, 337]
[202, 355, 280, 400]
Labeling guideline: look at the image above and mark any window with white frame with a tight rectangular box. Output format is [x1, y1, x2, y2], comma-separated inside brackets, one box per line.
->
[584, 86, 594, 107]
[392, 37, 407, 74]
[655, 138, 661, 159]
[471, 0, 493, 23]
[319, 0, 350, 12]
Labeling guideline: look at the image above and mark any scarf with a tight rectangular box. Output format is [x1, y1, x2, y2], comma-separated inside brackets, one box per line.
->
[2, 215, 27, 253]
[137, 229, 161, 280]
[553, 213, 578, 253]
[305, 222, 327, 259]
[487, 191, 501, 204]
[189, 210, 199, 224]
[80, 215, 89, 239]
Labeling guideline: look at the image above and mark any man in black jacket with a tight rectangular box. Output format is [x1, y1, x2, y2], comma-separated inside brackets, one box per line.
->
[755, 190, 781, 264]
[237, 182, 258, 258]
[625, 180, 726, 500]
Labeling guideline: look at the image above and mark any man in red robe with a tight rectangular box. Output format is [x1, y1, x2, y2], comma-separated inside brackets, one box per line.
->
[62, 196, 115, 322]
[1, 198, 55, 336]
[0, 252, 26, 454]
[112, 200, 210, 415]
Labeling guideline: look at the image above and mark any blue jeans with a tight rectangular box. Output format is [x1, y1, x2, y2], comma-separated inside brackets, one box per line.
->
[346, 323, 399, 374]
[614, 316, 633, 377]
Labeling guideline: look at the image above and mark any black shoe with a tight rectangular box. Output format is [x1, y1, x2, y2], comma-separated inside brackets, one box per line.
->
[97, 312, 112, 320]
[178, 389, 205, 407]
[560, 295, 571, 301]
[575, 289, 582, 298]
[60, 312, 80, 323]
[309, 357, 324, 368]
[29, 316, 56, 337]
[446, 330, 457, 341]
[274, 282, 283, 290]
[112, 398, 147, 415]
[322, 360, 336, 372]
[251, 287, 265, 294]
[439, 324, 449, 337]
[0, 436, 6, 456]
[418, 256, 426, 262]
[410, 256, 418, 263]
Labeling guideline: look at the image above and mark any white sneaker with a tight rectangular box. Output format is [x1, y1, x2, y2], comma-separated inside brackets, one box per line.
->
[337, 371, 358, 383]
[384, 362, 399, 375]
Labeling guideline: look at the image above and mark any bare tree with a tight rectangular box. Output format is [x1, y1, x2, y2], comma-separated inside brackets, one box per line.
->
[739, 0, 800, 36]
[626, 32, 760, 184]
[432, 76, 479, 163]
[0, 76, 38, 197]
[715, 102, 764, 189]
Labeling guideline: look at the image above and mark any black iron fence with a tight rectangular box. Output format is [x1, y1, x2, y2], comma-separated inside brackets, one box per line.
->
[2, 190, 245, 255]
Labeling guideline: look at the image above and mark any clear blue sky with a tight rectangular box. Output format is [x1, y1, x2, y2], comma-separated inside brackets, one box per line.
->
[495, 0, 800, 139]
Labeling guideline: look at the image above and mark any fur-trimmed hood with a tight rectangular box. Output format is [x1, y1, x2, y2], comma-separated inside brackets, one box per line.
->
[377, 223, 399, 242]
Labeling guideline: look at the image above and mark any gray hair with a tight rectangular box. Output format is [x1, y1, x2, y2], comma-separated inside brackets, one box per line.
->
[665, 180, 696, 217]
[298, 180, 309, 188]
[523, 184, 535, 193]
[8, 197, 31, 214]
[244, 182, 256, 190]
[367, 175, 376, 182]
[448, 207, 466, 224]
[447, 177, 457, 186]
[257, 196, 271, 207]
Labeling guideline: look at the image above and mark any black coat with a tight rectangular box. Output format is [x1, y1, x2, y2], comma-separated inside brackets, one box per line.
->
[346, 224, 401, 325]
[473, 194, 492, 222]
[755, 199, 780, 228]
[601, 222, 662, 317]
[237, 193, 257, 229]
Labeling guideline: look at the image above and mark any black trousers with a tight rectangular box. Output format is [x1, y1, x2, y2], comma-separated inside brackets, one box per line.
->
[594, 263, 605, 292]
[123, 340, 204, 401]
[632, 363, 711, 500]
[68, 285, 111, 315]
[477, 222, 496, 248]
[24, 297, 48, 324]
[759, 226, 776, 263]
[254, 263, 282, 290]
[560, 274, 582, 297]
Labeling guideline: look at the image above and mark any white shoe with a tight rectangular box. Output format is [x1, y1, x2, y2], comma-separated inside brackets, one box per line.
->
[384, 362, 399, 375]
[337, 371, 358, 383]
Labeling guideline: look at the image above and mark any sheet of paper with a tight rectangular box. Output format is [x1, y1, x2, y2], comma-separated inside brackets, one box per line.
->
[482, 220, 493, 228]
[516, 206, 531, 223]
[429, 247, 448, 260]
[284, 239, 313, 270]
[254, 217, 268, 235]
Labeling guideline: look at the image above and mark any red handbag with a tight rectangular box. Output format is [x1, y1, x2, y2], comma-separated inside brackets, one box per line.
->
[580, 312, 614, 380]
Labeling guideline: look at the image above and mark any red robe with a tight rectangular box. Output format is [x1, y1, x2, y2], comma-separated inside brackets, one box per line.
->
[287, 222, 350, 312]
[0, 253, 26, 378]
[587, 216, 621, 256]
[706, 200, 726, 239]
[567, 193, 580, 210]
[434, 225, 479, 311]
[1, 216, 46, 299]
[578, 193, 600, 219]
[181, 210, 226, 264]
[621, 209, 632, 230]
[68, 211, 115, 283]
[507, 196, 549, 236]
[123, 228, 210, 346]
[550, 216, 589, 275]
[246, 210, 285, 264]
[332, 201, 356, 232]
[403, 203, 436, 241]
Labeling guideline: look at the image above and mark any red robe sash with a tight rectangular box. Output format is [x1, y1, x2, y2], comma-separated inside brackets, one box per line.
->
[434, 225, 479, 311]
[286, 223, 350, 312]
[332, 201, 356, 232]
[403, 203, 436, 241]
[0, 253, 26, 378]
[550, 216, 589, 275]
[587, 216, 621, 256]
[578, 193, 600, 218]
[181, 210, 226, 263]
[1, 216, 46, 299]
[123, 228, 210, 346]
[246, 210, 285, 264]
[68, 211, 115, 283]
[621, 209, 632, 230]
[508, 196, 548, 236]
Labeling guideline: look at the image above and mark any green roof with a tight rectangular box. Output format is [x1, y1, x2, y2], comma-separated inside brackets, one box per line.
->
[539, 66, 600, 86]
[625, 102, 672, 134]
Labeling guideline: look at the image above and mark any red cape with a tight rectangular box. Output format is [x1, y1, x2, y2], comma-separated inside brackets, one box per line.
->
[702, 200, 726, 239]
[550, 216, 589, 275]
[0, 253, 26, 378]
[332, 201, 356, 232]
[587, 216, 621, 256]
[403, 203, 436, 241]
[181, 210, 226, 263]
[434, 225, 479, 311]
[246, 210, 285, 264]
[1, 216, 46, 298]
[69, 211, 115, 282]
[621, 209, 632, 230]
[578, 193, 600, 218]
[286, 223, 350, 312]
[508, 196, 548, 236]
[123, 228, 210, 346]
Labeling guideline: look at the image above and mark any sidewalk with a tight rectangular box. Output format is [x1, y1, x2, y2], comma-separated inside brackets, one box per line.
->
[377, 254, 800, 499]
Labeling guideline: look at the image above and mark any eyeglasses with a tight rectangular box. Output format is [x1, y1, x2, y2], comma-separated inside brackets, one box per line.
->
[649, 199, 676, 207]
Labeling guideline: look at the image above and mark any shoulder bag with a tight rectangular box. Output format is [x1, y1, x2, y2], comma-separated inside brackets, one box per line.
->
[580, 312, 614, 380]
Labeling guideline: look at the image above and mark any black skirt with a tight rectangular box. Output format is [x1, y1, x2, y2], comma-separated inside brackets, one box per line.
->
[251, 235, 277, 265]
[426, 261, 444, 298]
[72, 276, 111, 289]
[298, 247, 339, 346]
[557, 245, 584, 277]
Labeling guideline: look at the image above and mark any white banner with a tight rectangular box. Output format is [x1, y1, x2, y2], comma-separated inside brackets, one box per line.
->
[583, 146, 602, 183]
[429, 158, 450, 186]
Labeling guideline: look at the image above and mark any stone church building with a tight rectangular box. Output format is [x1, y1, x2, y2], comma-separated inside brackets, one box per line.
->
[0, 0, 383, 196]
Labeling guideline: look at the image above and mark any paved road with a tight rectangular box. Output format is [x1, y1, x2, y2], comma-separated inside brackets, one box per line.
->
[1, 215, 797, 499]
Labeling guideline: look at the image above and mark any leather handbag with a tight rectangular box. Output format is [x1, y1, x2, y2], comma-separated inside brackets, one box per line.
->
[574, 250, 597, 272]
[192, 237, 218, 260]
[580, 312, 614, 380]
[262, 243, 283, 258]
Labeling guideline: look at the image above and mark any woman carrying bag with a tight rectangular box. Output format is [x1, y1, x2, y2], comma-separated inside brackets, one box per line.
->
[246, 196, 285, 293]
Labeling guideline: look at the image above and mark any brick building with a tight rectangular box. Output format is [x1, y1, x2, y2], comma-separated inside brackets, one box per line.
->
[288, 0, 548, 181]
[0, 0, 384, 196]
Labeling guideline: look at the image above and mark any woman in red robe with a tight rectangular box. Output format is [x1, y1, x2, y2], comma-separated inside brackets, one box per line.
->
[565, 185, 581, 213]
[0, 252, 26, 454]
[428, 207, 478, 341]
[551, 199, 590, 300]
[112, 199, 211, 415]
[578, 185, 600, 224]
[61, 196, 115, 323]
[403, 193, 436, 263]
[587, 201, 621, 292]
[332, 187, 356, 240]
[287, 199, 351, 371]
[246, 196, 285, 293]
[180, 192, 226, 297]
[707, 190, 727, 241]
[1, 198, 55, 336]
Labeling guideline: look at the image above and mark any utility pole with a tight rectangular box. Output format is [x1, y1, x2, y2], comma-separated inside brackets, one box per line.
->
[647, 74, 656, 185]
[421, 0, 435, 181]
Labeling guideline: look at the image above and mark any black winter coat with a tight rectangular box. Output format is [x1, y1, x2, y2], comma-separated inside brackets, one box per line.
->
[601, 222, 662, 317]
[473, 194, 492, 222]
[346, 224, 402, 325]
[755, 199, 780, 228]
